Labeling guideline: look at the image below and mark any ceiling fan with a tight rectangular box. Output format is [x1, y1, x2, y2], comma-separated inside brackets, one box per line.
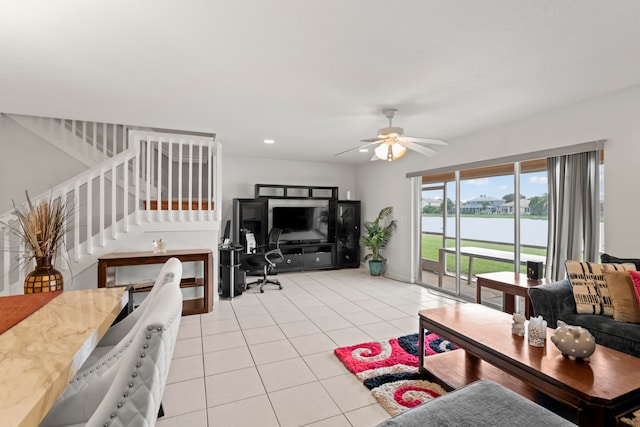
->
[335, 108, 447, 161]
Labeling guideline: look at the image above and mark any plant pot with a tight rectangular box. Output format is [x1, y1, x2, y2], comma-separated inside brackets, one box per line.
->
[24, 256, 63, 294]
[368, 260, 384, 276]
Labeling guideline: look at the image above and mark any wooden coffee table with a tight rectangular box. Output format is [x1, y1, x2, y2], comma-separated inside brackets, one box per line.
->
[418, 304, 640, 427]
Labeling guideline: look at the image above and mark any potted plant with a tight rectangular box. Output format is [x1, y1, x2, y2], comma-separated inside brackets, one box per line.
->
[2, 191, 70, 293]
[360, 206, 397, 276]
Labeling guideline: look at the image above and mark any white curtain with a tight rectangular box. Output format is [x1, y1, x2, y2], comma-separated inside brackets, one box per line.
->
[546, 150, 600, 281]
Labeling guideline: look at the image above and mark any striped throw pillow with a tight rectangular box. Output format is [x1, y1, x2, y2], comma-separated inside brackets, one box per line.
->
[565, 261, 636, 316]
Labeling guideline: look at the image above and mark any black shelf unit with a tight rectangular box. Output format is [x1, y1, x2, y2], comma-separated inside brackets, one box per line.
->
[232, 185, 360, 273]
[336, 200, 361, 268]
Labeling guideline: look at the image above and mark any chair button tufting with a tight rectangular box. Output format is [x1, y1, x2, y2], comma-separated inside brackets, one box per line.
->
[140, 353, 145, 357]
[123, 392, 129, 397]
[132, 373, 137, 377]
[129, 383, 134, 387]
[136, 363, 141, 368]
[117, 403, 122, 408]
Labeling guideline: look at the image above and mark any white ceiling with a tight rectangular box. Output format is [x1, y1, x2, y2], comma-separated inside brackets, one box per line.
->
[2, 1, 640, 164]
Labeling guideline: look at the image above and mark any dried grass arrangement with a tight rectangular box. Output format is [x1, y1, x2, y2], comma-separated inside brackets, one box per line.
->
[3, 191, 71, 264]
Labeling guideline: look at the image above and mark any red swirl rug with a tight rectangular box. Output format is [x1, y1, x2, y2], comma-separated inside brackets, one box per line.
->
[334, 331, 458, 416]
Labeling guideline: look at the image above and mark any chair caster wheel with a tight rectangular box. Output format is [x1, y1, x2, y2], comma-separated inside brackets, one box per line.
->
[260, 289, 264, 293]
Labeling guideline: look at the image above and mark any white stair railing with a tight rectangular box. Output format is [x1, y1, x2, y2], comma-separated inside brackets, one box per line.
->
[5, 114, 133, 166]
[0, 130, 220, 295]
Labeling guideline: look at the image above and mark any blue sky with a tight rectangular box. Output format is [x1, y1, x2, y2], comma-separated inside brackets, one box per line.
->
[460, 172, 548, 202]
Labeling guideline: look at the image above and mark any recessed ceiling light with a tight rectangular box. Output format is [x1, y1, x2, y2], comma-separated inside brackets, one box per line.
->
[359, 148, 369, 152]
[264, 139, 275, 144]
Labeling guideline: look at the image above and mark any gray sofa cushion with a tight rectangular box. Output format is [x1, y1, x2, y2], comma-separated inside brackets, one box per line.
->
[376, 380, 575, 427]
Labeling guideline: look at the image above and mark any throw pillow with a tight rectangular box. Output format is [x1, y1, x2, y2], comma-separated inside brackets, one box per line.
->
[629, 270, 640, 305]
[565, 261, 636, 316]
[601, 253, 640, 271]
[604, 270, 640, 323]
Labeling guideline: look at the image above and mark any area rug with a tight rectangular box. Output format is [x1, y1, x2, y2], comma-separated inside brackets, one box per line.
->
[334, 331, 458, 416]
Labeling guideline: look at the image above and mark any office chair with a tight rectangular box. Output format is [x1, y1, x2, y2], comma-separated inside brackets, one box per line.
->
[240, 228, 284, 293]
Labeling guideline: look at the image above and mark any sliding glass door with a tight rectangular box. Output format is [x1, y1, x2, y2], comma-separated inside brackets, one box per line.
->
[418, 159, 549, 304]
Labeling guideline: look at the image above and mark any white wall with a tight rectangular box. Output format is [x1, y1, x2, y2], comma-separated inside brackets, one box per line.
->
[357, 84, 640, 282]
[221, 154, 358, 228]
[0, 114, 86, 212]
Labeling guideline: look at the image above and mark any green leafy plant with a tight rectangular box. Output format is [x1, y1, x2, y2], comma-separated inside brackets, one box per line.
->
[360, 206, 397, 262]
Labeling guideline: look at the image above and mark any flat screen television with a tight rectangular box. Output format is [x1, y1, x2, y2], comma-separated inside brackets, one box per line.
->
[272, 206, 329, 243]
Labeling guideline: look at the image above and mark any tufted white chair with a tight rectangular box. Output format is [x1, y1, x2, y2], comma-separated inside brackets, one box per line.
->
[39, 262, 183, 427]
[79, 258, 182, 371]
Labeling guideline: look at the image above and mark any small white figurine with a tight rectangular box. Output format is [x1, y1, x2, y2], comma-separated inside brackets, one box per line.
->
[152, 239, 166, 254]
[512, 313, 526, 336]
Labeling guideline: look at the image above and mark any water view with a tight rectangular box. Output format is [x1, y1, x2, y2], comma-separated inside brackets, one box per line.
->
[422, 216, 548, 247]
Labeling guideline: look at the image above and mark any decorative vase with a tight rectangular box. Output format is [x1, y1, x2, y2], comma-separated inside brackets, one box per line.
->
[24, 256, 63, 293]
[368, 260, 384, 276]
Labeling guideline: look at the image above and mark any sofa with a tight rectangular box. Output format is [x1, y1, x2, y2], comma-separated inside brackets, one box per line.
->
[529, 279, 640, 357]
[375, 379, 575, 427]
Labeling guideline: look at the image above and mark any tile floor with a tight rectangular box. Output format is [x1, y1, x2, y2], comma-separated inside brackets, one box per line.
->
[157, 267, 461, 427]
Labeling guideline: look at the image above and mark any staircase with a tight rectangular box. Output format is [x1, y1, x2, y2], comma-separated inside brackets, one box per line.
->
[0, 115, 221, 296]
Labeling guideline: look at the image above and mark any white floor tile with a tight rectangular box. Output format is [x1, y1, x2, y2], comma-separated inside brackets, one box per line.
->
[278, 319, 322, 338]
[304, 414, 353, 427]
[269, 309, 308, 324]
[320, 373, 378, 412]
[161, 378, 206, 417]
[172, 336, 203, 359]
[289, 332, 337, 356]
[311, 315, 353, 331]
[237, 313, 276, 329]
[269, 382, 342, 427]
[203, 345, 254, 376]
[177, 322, 202, 340]
[325, 327, 373, 347]
[249, 338, 300, 365]
[166, 354, 204, 384]
[242, 324, 287, 344]
[202, 330, 246, 353]
[257, 357, 316, 392]
[303, 351, 351, 380]
[200, 317, 240, 336]
[206, 395, 279, 427]
[205, 366, 266, 407]
[344, 403, 392, 427]
[156, 409, 208, 427]
[358, 321, 404, 341]
[341, 310, 383, 326]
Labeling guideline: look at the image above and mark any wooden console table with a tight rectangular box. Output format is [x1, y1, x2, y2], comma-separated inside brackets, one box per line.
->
[476, 271, 550, 318]
[98, 249, 213, 316]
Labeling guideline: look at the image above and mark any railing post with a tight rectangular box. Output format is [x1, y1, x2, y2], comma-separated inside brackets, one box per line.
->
[168, 138, 173, 221]
[215, 142, 222, 222]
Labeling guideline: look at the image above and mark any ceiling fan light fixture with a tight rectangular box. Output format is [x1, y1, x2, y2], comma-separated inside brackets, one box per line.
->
[374, 141, 406, 161]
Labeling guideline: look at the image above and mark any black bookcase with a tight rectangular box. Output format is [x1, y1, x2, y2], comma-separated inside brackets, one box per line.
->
[232, 198, 268, 248]
[335, 200, 361, 268]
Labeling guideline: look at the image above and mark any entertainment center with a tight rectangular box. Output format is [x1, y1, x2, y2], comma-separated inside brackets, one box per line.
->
[232, 184, 360, 272]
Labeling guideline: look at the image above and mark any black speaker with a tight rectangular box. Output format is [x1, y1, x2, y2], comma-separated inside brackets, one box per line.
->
[527, 261, 543, 280]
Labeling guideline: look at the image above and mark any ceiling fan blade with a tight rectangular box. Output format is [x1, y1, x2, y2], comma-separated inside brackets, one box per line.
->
[401, 136, 448, 145]
[404, 141, 437, 156]
[334, 140, 380, 156]
[360, 137, 384, 143]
